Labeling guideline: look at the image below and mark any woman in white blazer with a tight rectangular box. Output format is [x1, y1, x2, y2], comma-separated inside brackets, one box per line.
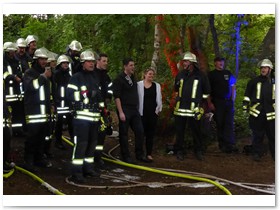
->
[137, 68, 162, 161]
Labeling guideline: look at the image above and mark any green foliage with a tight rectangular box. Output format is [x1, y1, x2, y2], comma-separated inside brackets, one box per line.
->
[234, 78, 251, 138]
[3, 14, 274, 140]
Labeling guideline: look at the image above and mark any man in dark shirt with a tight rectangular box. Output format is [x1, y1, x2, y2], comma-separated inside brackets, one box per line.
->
[208, 57, 237, 153]
[113, 58, 150, 163]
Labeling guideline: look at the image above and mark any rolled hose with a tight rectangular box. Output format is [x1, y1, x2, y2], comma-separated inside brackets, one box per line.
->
[14, 165, 65, 195]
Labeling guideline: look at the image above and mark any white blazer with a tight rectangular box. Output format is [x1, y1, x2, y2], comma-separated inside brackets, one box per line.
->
[137, 80, 162, 116]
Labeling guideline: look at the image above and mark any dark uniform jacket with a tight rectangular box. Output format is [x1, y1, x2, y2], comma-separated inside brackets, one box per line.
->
[66, 69, 104, 122]
[53, 67, 72, 114]
[15, 53, 33, 74]
[23, 63, 51, 124]
[95, 67, 113, 105]
[243, 75, 275, 121]
[173, 68, 211, 117]
[3, 54, 22, 102]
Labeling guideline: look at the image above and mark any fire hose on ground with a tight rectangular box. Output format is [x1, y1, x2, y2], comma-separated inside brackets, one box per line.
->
[3, 134, 275, 195]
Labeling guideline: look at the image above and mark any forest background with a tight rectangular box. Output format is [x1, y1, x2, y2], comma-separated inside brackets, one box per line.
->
[3, 13, 275, 142]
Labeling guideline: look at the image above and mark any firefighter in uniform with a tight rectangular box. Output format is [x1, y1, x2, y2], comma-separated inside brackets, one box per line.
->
[3, 94, 13, 172]
[65, 40, 83, 75]
[94, 53, 113, 171]
[25, 35, 38, 58]
[208, 57, 237, 153]
[66, 50, 104, 183]
[243, 59, 275, 161]
[3, 42, 25, 136]
[22, 47, 52, 171]
[173, 52, 211, 161]
[15, 38, 33, 74]
[44, 51, 58, 158]
[53, 54, 73, 150]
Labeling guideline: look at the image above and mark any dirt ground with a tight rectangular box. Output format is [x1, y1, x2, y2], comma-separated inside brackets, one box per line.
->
[2, 113, 275, 206]
[3, 130, 275, 199]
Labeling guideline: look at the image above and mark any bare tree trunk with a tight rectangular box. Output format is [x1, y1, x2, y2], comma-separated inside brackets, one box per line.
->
[209, 14, 220, 57]
[151, 15, 162, 71]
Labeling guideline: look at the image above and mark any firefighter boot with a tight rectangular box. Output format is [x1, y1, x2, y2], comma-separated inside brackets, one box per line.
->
[94, 151, 110, 171]
[70, 165, 85, 184]
[83, 161, 100, 178]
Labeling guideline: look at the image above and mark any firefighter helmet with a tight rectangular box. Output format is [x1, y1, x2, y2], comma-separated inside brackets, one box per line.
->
[69, 40, 82, 52]
[57, 55, 70, 66]
[3, 42, 17, 52]
[33, 47, 49, 59]
[16, 38, 27, 48]
[25, 35, 38, 45]
[80, 50, 96, 62]
[258, 59, 273, 69]
[182, 51, 197, 63]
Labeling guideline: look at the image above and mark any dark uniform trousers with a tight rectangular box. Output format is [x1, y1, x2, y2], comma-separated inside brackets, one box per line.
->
[25, 122, 49, 163]
[55, 113, 73, 142]
[3, 126, 11, 164]
[72, 120, 99, 174]
[249, 111, 275, 159]
[213, 98, 235, 150]
[118, 107, 144, 159]
[94, 130, 106, 163]
[174, 115, 203, 153]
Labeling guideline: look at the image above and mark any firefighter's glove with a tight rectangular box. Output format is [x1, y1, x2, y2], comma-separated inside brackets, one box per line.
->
[99, 116, 107, 132]
[193, 107, 204, 121]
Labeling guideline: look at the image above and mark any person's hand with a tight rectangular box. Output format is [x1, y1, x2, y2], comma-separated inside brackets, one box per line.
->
[119, 112, 126, 122]
[208, 102, 215, 112]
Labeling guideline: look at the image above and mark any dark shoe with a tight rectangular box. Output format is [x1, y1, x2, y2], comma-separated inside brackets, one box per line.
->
[122, 157, 136, 164]
[176, 151, 184, 161]
[95, 161, 110, 171]
[253, 154, 261, 162]
[69, 174, 86, 184]
[34, 159, 52, 168]
[195, 151, 204, 161]
[136, 156, 152, 163]
[84, 169, 100, 178]
[55, 142, 66, 150]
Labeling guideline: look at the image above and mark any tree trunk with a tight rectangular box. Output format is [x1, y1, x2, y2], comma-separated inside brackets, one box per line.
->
[151, 15, 163, 71]
[209, 14, 220, 57]
[187, 27, 209, 72]
[257, 27, 275, 63]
